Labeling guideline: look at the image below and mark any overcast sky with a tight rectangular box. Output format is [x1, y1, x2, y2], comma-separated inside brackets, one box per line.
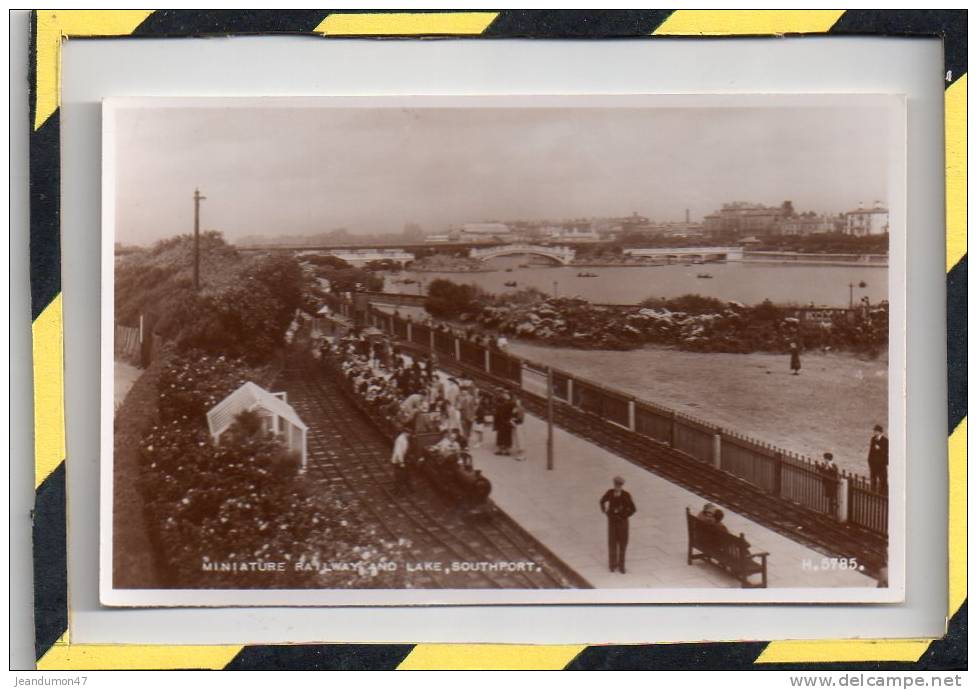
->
[113, 103, 894, 245]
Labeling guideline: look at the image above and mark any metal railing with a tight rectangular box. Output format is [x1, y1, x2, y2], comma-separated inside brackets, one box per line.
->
[847, 474, 889, 535]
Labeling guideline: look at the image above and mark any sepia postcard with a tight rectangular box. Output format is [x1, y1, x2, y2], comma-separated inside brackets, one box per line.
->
[101, 95, 905, 606]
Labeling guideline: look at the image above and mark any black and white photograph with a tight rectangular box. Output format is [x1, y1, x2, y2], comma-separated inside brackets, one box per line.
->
[101, 95, 905, 606]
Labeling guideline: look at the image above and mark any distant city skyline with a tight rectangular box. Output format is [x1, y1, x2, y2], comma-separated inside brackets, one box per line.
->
[113, 101, 895, 246]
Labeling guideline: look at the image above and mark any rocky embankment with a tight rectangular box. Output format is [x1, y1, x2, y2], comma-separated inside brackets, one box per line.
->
[463, 293, 887, 355]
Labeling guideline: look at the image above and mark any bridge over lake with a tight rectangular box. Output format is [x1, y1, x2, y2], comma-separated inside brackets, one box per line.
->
[469, 243, 576, 265]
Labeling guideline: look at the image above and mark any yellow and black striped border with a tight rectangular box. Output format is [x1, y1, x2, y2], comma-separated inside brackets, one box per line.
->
[28, 9, 967, 670]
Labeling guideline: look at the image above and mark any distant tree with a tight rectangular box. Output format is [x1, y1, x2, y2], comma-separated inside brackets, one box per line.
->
[750, 299, 783, 322]
[364, 259, 401, 272]
[425, 279, 482, 319]
[781, 200, 795, 217]
[640, 293, 727, 315]
[318, 267, 382, 294]
[305, 254, 352, 270]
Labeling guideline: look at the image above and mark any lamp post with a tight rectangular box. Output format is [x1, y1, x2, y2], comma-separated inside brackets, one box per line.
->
[848, 280, 868, 309]
[546, 366, 555, 470]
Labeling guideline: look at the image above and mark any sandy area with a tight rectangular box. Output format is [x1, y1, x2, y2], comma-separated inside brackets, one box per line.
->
[507, 341, 887, 476]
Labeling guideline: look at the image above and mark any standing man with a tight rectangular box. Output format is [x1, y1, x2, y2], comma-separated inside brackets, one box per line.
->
[457, 382, 478, 443]
[599, 476, 637, 574]
[494, 390, 514, 456]
[867, 424, 889, 493]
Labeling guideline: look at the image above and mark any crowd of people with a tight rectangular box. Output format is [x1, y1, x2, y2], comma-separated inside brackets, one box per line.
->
[325, 329, 528, 493]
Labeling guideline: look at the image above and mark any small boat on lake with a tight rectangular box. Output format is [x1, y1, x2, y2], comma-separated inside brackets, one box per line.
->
[696, 273, 713, 279]
[577, 271, 598, 278]
[504, 281, 518, 287]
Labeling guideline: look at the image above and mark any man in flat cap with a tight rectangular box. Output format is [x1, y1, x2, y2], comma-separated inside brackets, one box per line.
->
[599, 476, 637, 573]
[867, 424, 888, 494]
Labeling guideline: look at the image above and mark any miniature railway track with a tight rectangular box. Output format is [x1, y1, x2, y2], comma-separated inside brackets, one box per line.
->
[280, 356, 590, 590]
[398, 342, 889, 579]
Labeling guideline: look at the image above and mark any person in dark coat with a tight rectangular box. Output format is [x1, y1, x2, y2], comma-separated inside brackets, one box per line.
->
[493, 391, 514, 455]
[789, 342, 801, 375]
[599, 476, 637, 573]
[819, 452, 840, 518]
[867, 424, 889, 493]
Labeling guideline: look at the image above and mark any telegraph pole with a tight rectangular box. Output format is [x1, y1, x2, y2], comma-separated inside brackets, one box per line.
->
[193, 188, 206, 290]
[546, 366, 555, 470]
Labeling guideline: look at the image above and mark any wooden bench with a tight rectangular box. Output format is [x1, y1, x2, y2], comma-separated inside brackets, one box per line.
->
[686, 508, 768, 588]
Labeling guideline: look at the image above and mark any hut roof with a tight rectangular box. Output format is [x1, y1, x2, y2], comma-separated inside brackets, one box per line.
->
[207, 381, 307, 438]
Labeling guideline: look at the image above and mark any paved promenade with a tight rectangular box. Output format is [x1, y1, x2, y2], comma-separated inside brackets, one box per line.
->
[467, 409, 875, 590]
[114, 359, 143, 410]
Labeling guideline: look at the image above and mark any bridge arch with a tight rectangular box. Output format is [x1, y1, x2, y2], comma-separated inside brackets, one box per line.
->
[469, 244, 576, 266]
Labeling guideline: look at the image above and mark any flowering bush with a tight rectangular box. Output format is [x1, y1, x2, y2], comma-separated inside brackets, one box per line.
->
[157, 353, 254, 424]
[140, 355, 408, 588]
[140, 415, 405, 588]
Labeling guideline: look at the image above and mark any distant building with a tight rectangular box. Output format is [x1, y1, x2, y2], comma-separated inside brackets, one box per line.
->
[542, 222, 601, 243]
[778, 214, 842, 236]
[455, 222, 514, 243]
[308, 248, 414, 267]
[845, 205, 889, 236]
[619, 211, 651, 231]
[702, 202, 788, 237]
[645, 221, 705, 238]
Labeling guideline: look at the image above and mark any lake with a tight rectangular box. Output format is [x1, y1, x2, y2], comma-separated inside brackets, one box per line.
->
[384, 255, 888, 308]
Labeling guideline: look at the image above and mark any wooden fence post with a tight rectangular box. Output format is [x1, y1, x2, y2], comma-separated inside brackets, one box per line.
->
[484, 349, 491, 372]
[628, 399, 636, 431]
[454, 338, 461, 361]
[712, 433, 722, 470]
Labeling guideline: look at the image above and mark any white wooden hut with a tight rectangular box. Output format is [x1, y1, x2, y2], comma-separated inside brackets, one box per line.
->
[206, 382, 309, 470]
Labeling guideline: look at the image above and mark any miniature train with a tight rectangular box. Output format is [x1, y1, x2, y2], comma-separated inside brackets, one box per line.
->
[413, 432, 493, 511]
